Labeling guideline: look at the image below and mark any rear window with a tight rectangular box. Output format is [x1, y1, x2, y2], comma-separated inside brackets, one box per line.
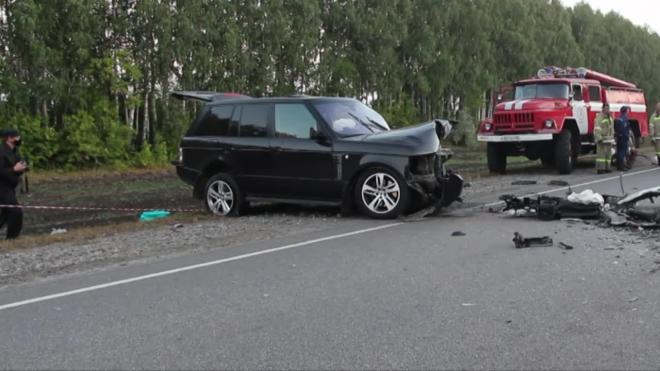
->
[196, 105, 234, 136]
[239, 104, 270, 138]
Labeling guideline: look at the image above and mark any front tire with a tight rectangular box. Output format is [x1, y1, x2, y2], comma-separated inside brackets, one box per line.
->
[204, 173, 243, 216]
[487, 143, 507, 173]
[354, 168, 409, 219]
[554, 129, 574, 174]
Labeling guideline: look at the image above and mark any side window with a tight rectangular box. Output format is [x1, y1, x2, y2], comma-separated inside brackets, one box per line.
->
[239, 104, 270, 138]
[588, 86, 601, 102]
[572, 85, 583, 101]
[197, 105, 234, 136]
[275, 104, 319, 139]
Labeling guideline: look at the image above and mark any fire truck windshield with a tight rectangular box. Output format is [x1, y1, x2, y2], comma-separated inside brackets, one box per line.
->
[514, 83, 569, 100]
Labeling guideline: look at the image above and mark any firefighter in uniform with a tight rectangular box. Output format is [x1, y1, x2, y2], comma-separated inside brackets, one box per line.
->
[650, 103, 660, 166]
[593, 103, 614, 174]
[614, 106, 631, 171]
[0, 128, 25, 239]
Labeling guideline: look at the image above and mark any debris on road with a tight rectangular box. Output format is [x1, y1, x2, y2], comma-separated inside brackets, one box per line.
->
[501, 194, 601, 220]
[50, 228, 67, 235]
[567, 189, 604, 206]
[451, 231, 466, 236]
[628, 296, 640, 303]
[548, 180, 570, 186]
[511, 180, 538, 185]
[513, 232, 553, 249]
[558, 242, 574, 250]
[501, 186, 660, 229]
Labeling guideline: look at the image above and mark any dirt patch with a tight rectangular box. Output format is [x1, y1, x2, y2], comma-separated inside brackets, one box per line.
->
[16, 167, 200, 236]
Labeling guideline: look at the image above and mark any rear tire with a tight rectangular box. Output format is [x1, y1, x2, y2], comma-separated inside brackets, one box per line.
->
[204, 173, 244, 216]
[487, 143, 507, 173]
[554, 130, 573, 174]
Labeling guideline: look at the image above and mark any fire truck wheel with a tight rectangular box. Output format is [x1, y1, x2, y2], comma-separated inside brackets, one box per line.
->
[487, 143, 507, 173]
[554, 129, 574, 174]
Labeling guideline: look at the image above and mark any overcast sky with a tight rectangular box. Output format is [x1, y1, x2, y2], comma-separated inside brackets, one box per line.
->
[560, 0, 660, 35]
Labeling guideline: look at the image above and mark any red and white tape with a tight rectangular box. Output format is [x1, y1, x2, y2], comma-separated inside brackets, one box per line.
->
[0, 204, 202, 213]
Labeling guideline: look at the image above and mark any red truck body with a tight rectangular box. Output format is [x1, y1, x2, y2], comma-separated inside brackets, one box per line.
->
[478, 67, 648, 174]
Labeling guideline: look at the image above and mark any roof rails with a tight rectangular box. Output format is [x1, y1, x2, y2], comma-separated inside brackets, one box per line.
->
[171, 91, 251, 103]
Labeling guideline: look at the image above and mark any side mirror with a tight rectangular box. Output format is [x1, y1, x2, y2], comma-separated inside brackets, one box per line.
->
[568, 92, 574, 101]
[311, 129, 330, 144]
[497, 94, 503, 102]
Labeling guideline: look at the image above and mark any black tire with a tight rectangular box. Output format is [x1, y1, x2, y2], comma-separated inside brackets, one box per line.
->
[554, 129, 573, 174]
[487, 143, 507, 173]
[204, 173, 244, 216]
[354, 167, 410, 219]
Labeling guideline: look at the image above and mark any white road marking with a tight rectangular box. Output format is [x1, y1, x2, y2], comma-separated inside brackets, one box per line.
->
[467, 166, 660, 210]
[0, 223, 402, 312]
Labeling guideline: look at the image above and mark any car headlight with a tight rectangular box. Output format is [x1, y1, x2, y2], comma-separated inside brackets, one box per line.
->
[544, 119, 555, 128]
[484, 123, 493, 131]
[178, 147, 183, 162]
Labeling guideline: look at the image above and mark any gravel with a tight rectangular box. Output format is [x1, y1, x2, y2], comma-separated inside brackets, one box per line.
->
[0, 213, 348, 285]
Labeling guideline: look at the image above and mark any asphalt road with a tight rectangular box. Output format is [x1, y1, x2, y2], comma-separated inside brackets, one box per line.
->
[1, 165, 660, 370]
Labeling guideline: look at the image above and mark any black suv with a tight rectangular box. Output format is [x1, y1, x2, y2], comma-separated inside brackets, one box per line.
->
[172, 92, 463, 219]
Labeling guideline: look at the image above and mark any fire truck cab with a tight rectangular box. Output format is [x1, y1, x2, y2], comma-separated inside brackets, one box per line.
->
[477, 67, 648, 174]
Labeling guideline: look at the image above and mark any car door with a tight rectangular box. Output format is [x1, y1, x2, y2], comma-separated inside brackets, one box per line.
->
[572, 84, 589, 134]
[231, 103, 273, 195]
[268, 103, 338, 200]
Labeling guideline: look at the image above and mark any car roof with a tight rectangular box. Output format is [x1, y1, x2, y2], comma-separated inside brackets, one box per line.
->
[207, 96, 357, 106]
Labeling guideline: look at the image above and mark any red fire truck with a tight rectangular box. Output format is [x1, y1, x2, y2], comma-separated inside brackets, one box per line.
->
[477, 67, 648, 174]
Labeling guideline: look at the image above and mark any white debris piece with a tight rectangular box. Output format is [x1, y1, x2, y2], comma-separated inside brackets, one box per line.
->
[567, 189, 604, 206]
[50, 228, 67, 235]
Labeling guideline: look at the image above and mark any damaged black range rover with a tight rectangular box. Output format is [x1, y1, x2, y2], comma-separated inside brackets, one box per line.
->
[172, 92, 463, 219]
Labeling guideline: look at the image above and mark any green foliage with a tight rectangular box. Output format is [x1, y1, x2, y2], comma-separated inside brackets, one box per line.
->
[449, 111, 477, 147]
[2, 0, 660, 168]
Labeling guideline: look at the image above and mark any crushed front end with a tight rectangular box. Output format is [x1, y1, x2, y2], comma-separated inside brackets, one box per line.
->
[405, 119, 463, 209]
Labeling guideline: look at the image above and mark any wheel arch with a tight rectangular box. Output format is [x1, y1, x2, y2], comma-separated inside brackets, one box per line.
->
[193, 160, 234, 199]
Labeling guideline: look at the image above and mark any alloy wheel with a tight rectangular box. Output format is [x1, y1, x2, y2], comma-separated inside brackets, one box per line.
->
[206, 180, 234, 215]
[361, 173, 401, 214]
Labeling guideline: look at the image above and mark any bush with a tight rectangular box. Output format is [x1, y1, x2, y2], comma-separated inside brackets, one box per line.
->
[10, 114, 58, 169]
[449, 110, 477, 147]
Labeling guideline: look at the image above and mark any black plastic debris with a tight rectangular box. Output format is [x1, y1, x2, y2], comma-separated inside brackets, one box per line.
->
[451, 231, 466, 236]
[512, 180, 538, 185]
[501, 194, 601, 220]
[548, 180, 569, 186]
[513, 232, 553, 249]
[558, 242, 574, 250]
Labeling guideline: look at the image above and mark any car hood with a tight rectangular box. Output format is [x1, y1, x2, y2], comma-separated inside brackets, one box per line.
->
[342, 122, 441, 156]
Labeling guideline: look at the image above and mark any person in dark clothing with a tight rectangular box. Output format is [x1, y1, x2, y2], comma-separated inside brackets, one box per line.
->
[0, 128, 26, 239]
[614, 106, 631, 171]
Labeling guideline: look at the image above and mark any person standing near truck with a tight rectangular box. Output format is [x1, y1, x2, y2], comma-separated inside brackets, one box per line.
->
[614, 106, 631, 171]
[593, 103, 615, 174]
[650, 103, 660, 166]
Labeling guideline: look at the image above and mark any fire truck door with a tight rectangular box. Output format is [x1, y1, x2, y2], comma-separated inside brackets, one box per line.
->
[571, 84, 588, 134]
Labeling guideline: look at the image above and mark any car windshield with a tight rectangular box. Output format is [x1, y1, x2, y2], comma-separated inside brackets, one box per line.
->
[313, 100, 390, 137]
[514, 83, 569, 100]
